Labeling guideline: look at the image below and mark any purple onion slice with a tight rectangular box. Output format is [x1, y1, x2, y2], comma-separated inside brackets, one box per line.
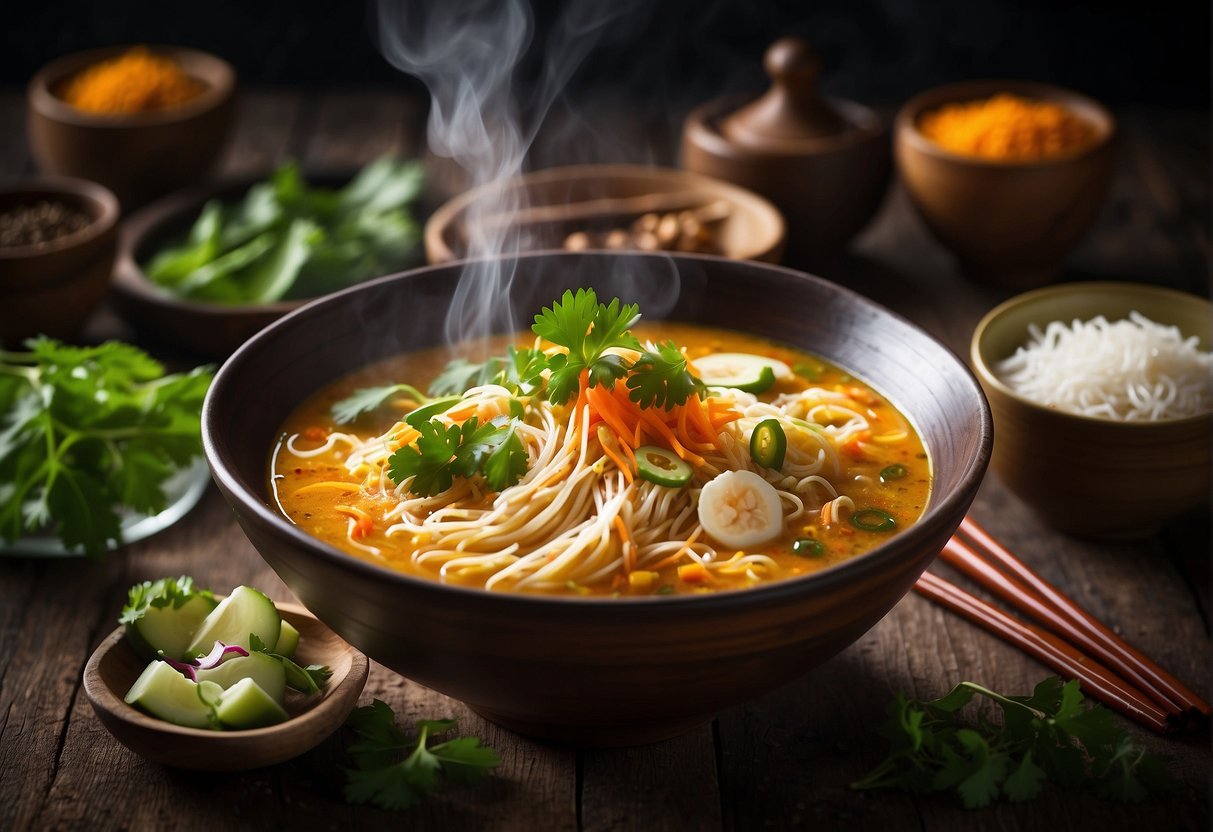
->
[195, 641, 250, 670]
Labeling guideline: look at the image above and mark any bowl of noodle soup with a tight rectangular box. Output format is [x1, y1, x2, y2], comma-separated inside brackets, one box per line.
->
[203, 251, 991, 744]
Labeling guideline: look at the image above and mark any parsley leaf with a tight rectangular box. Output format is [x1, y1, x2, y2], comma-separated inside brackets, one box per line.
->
[532, 288, 640, 404]
[0, 338, 212, 556]
[330, 383, 429, 424]
[852, 677, 1179, 808]
[344, 699, 500, 810]
[387, 417, 528, 496]
[626, 340, 704, 409]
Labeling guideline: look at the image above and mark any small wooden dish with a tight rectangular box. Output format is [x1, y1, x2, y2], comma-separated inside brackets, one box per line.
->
[82, 602, 369, 771]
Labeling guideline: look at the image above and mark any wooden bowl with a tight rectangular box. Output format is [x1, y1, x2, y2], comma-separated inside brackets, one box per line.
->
[83, 601, 369, 771]
[971, 281, 1211, 538]
[27, 45, 235, 209]
[682, 92, 890, 264]
[424, 164, 785, 264]
[896, 80, 1116, 289]
[202, 251, 991, 746]
[0, 177, 119, 347]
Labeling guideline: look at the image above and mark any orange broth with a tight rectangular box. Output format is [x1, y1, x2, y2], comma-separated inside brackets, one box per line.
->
[271, 323, 930, 596]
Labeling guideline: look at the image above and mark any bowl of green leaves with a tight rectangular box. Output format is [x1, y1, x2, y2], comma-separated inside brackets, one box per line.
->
[112, 156, 426, 357]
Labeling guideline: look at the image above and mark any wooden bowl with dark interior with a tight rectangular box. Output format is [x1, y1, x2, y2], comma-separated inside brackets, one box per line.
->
[202, 251, 991, 746]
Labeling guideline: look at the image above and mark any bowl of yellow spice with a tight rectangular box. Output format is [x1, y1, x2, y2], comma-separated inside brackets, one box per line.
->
[895, 80, 1115, 288]
[28, 45, 235, 208]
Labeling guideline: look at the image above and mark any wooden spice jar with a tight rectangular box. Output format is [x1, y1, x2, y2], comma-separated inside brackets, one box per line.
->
[682, 38, 890, 265]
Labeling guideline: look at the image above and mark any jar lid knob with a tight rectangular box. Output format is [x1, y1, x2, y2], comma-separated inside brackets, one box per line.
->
[722, 37, 847, 146]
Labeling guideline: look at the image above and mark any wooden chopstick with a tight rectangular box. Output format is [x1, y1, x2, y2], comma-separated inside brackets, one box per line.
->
[957, 517, 1210, 724]
[913, 571, 1175, 734]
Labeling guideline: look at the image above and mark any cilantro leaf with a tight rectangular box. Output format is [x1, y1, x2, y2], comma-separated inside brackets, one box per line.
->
[331, 383, 430, 424]
[852, 677, 1179, 808]
[532, 288, 640, 404]
[0, 340, 212, 556]
[483, 424, 528, 492]
[120, 576, 214, 625]
[387, 419, 464, 496]
[387, 417, 528, 496]
[626, 340, 704, 409]
[428, 346, 548, 398]
[343, 700, 500, 811]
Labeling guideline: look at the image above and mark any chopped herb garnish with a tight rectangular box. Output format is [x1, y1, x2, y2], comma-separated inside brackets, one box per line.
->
[331, 383, 430, 424]
[387, 416, 528, 496]
[120, 576, 215, 625]
[853, 677, 1178, 807]
[344, 699, 501, 810]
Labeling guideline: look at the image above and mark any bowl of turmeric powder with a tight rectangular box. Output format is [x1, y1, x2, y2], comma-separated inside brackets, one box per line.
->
[895, 80, 1115, 289]
[27, 45, 235, 208]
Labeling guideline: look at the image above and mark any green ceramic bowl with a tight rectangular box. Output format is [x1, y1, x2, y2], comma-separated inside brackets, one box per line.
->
[971, 281, 1212, 538]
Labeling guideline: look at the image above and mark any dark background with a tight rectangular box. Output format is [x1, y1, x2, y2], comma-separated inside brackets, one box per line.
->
[5, 0, 1209, 111]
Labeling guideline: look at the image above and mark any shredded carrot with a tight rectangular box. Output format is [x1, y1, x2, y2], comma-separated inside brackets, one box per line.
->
[597, 425, 635, 484]
[613, 515, 634, 573]
[335, 505, 374, 539]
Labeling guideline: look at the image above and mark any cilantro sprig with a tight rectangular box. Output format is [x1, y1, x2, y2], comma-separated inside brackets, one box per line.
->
[852, 677, 1178, 807]
[387, 416, 528, 496]
[0, 339, 212, 556]
[344, 699, 501, 810]
[120, 576, 216, 625]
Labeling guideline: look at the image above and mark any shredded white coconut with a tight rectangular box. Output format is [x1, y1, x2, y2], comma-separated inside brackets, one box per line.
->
[995, 311, 1213, 421]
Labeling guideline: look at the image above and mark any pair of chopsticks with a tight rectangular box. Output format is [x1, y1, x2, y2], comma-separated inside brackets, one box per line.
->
[914, 517, 1209, 735]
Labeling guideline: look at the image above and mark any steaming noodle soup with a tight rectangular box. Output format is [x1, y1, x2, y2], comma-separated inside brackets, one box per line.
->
[270, 291, 930, 597]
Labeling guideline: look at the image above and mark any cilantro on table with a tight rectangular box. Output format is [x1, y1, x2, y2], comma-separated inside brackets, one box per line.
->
[0, 338, 212, 556]
[852, 677, 1178, 808]
[145, 156, 423, 305]
[343, 699, 501, 810]
[387, 416, 527, 496]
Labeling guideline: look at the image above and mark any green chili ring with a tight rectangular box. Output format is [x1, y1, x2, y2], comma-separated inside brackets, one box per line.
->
[749, 418, 787, 470]
[791, 538, 825, 558]
[850, 508, 897, 532]
[636, 445, 693, 487]
[879, 463, 908, 483]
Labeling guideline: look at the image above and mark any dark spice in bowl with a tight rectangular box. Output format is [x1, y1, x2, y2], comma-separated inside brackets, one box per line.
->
[0, 200, 92, 248]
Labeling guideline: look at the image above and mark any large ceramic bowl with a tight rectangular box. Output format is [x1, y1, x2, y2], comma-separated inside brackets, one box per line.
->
[971, 281, 1211, 538]
[896, 80, 1115, 288]
[202, 252, 991, 745]
[27, 45, 235, 208]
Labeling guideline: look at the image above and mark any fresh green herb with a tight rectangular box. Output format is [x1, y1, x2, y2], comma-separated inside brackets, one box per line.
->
[852, 677, 1178, 807]
[749, 418, 787, 470]
[248, 632, 332, 693]
[344, 699, 501, 810]
[879, 464, 908, 483]
[850, 508, 897, 532]
[532, 289, 641, 404]
[387, 416, 528, 496]
[791, 538, 825, 558]
[330, 383, 431, 424]
[120, 576, 215, 625]
[626, 340, 705, 408]
[0, 339, 212, 556]
[427, 345, 547, 398]
[145, 157, 423, 305]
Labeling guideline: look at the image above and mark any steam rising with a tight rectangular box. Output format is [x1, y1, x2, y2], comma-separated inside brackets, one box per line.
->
[376, 0, 678, 348]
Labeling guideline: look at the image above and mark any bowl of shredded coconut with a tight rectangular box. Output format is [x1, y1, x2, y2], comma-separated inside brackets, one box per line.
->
[971, 281, 1211, 537]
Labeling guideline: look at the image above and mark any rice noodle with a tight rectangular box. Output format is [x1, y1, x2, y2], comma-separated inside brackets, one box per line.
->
[996, 311, 1212, 421]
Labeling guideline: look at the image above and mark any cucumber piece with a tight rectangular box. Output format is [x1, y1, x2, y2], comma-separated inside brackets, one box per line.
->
[274, 620, 300, 658]
[215, 677, 289, 729]
[125, 593, 218, 661]
[692, 353, 792, 394]
[124, 661, 214, 729]
[195, 653, 288, 705]
[185, 586, 281, 658]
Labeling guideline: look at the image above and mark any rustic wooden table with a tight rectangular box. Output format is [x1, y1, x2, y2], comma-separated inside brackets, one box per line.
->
[1, 89, 1209, 831]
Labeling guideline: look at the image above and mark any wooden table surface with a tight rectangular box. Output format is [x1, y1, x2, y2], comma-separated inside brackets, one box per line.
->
[1, 89, 1209, 831]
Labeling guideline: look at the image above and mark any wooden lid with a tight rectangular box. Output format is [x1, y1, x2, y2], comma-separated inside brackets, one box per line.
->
[722, 37, 847, 147]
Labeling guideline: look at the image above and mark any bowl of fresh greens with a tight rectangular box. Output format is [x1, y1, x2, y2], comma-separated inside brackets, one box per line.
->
[112, 156, 426, 357]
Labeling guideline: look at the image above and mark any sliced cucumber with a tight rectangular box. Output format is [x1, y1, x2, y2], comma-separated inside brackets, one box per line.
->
[185, 586, 282, 658]
[274, 620, 300, 658]
[125, 593, 219, 662]
[124, 660, 215, 729]
[215, 677, 289, 729]
[196, 679, 224, 713]
[196, 652, 287, 705]
[692, 353, 792, 394]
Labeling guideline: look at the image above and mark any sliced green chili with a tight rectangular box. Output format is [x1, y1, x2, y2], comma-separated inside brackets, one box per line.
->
[850, 508, 897, 532]
[791, 538, 825, 558]
[635, 445, 693, 487]
[749, 418, 787, 470]
[879, 463, 908, 483]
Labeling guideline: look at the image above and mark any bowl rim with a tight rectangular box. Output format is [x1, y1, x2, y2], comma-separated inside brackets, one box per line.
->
[203, 250, 993, 614]
[970, 280, 1213, 428]
[683, 90, 889, 160]
[423, 163, 786, 264]
[0, 175, 120, 261]
[894, 78, 1117, 170]
[27, 44, 235, 129]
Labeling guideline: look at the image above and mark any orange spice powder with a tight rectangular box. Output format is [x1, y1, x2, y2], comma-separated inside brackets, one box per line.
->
[918, 93, 1097, 162]
[61, 47, 204, 115]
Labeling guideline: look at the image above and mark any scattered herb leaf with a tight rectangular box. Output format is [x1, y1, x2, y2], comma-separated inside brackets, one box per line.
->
[120, 576, 215, 625]
[387, 416, 527, 496]
[344, 699, 500, 810]
[331, 383, 430, 424]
